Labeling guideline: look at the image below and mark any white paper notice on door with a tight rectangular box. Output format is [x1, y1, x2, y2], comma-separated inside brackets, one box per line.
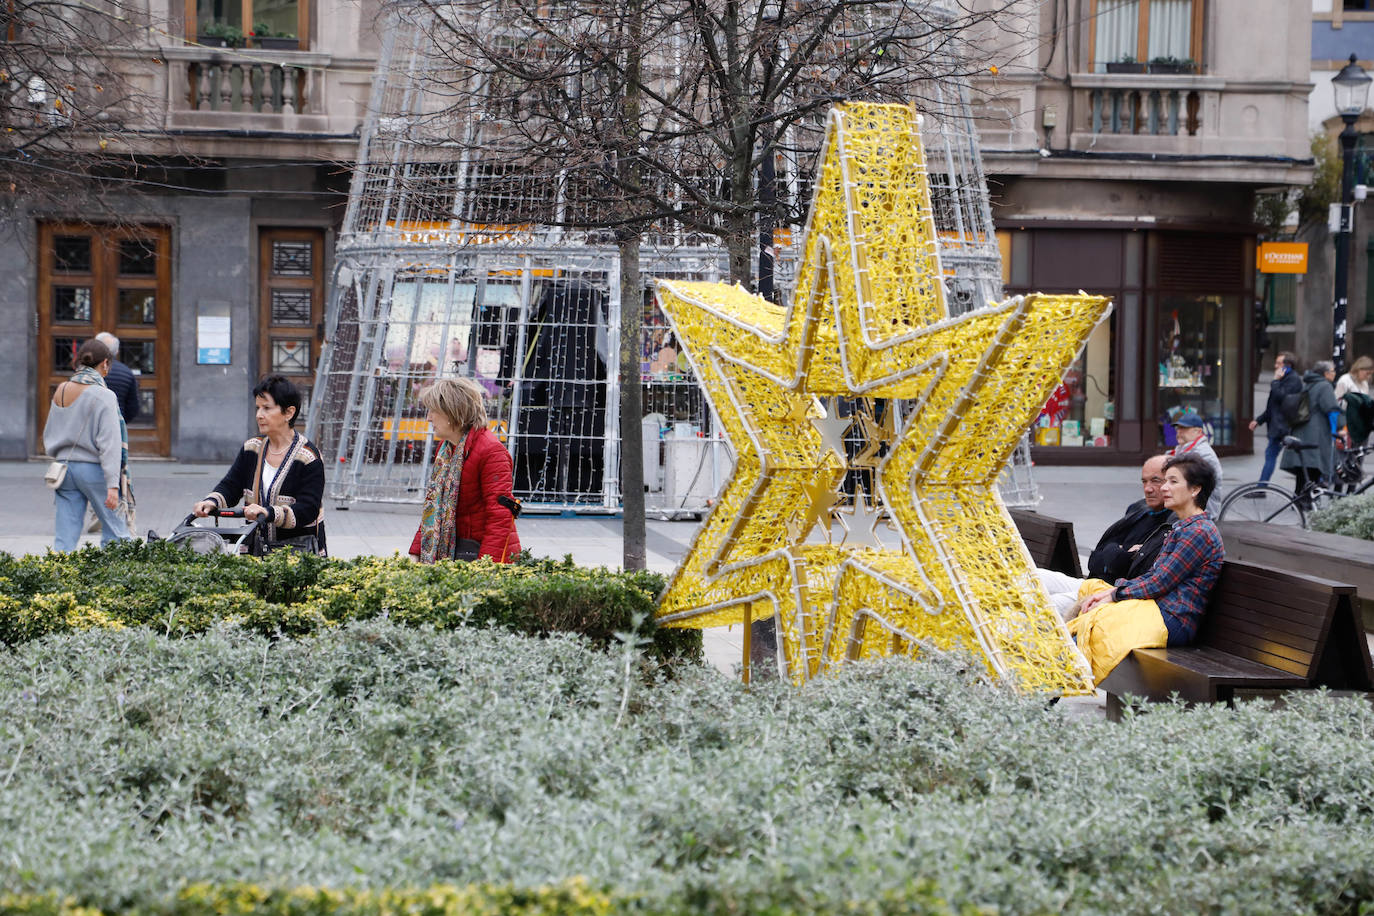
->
[197, 315, 231, 365]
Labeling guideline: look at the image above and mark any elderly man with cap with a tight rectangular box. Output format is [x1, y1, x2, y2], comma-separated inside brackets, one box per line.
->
[1169, 409, 1222, 492]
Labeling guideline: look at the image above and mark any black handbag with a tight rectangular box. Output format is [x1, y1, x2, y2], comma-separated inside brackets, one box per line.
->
[265, 519, 327, 557]
[453, 537, 482, 562]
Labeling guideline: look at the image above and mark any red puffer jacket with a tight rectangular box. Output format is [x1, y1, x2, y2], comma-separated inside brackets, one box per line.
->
[409, 426, 521, 562]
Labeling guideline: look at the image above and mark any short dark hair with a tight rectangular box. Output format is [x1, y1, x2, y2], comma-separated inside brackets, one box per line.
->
[1278, 350, 1298, 372]
[75, 338, 111, 369]
[252, 374, 302, 427]
[1163, 453, 1216, 510]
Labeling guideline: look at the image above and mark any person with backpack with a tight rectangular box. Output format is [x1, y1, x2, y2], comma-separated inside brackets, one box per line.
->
[1249, 351, 1303, 482]
[1280, 360, 1341, 494]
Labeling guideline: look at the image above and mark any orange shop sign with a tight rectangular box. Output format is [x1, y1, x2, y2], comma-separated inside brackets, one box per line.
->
[1257, 242, 1308, 274]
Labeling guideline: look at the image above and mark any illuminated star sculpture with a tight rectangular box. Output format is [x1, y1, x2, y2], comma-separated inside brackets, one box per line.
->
[653, 102, 1111, 694]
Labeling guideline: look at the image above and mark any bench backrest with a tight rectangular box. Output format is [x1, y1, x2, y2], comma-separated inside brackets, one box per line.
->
[1199, 561, 1356, 680]
[1009, 508, 1083, 578]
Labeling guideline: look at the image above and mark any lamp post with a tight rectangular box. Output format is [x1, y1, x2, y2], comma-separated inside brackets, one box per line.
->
[1331, 53, 1371, 374]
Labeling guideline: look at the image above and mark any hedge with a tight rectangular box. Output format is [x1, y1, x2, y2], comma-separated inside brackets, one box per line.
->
[0, 541, 700, 664]
[1, 622, 1373, 914]
[1308, 489, 1374, 541]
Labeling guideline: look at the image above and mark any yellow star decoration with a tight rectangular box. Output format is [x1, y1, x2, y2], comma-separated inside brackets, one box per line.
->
[653, 102, 1111, 694]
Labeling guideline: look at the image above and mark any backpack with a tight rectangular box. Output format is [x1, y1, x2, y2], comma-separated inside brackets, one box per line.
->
[1280, 386, 1311, 428]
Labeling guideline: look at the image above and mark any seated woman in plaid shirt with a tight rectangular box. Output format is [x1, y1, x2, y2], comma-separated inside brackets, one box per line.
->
[1066, 453, 1224, 684]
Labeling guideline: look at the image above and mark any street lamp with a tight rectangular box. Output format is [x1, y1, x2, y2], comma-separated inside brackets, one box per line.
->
[1332, 53, 1371, 374]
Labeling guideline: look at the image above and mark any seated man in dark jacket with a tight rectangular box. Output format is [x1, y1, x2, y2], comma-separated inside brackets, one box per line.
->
[1037, 455, 1173, 620]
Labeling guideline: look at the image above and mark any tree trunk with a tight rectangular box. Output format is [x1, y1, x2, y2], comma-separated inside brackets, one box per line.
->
[619, 234, 646, 570]
[726, 214, 754, 287]
[618, 0, 646, 571]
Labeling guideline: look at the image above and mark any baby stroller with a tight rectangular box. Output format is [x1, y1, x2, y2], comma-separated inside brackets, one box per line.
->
[155, 507, 267, 556]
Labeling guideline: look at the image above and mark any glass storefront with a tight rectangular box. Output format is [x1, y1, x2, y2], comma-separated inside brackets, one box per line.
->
[1155, 293, 1242, 447]
[1001, 226, 1254, 462]
[1033, 313, 1116, 447]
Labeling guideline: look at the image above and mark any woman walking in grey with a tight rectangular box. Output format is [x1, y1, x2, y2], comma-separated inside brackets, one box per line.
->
[43, 338, 131, 550]
[1281, 359, 1341, 493]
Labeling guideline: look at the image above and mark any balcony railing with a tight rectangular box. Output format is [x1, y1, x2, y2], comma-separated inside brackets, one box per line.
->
[1091, 86, 1200, 136]
[1071, 73, 1223, 141]
[162, 46, 333, 128]
[186, 57, 307, 113]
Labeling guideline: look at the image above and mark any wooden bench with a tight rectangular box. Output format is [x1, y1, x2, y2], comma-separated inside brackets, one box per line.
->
[1009, 507, 1083, 578]
[1219, 521, 1374, 633]
[1100, 561, 1374, 720]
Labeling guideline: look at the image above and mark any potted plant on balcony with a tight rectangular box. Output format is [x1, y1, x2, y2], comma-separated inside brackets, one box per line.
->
[199, 21, 245, 48]
[1148, 55, 1197, 74]
[1105, 55, 1146, 74]
[252, 22, 299, 50]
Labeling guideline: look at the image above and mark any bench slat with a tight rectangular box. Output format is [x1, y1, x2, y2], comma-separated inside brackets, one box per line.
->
[1198, 637, 1316, 677]
[1205, 607, 1326, 648]
[1213, 580, 1335, 619]
[1207, 601, 1327, 639]
[1216, 559, 1359, 594]
[1135, 646, 1310, 686]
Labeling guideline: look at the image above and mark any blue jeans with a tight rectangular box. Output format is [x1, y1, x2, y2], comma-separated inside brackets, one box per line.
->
[1258, 434, 1285, 483]
[54, 460, 129, 551]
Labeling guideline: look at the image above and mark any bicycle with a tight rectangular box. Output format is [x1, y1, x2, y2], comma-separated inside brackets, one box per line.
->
[1216, 437, 1373, 528]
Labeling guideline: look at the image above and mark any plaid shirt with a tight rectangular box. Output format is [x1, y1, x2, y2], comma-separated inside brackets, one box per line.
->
[1113, 513, 1224, 644]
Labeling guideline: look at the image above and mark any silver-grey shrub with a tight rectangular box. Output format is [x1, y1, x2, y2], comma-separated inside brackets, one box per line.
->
[1309, 489, 1374, 540]
[1, 622, 1373, 914]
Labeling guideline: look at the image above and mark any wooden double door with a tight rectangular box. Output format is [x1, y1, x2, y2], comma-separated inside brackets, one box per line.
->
[36, 223, 172, 455]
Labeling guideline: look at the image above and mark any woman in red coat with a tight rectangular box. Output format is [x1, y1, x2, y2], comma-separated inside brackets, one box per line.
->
[408, 378, 521, 563]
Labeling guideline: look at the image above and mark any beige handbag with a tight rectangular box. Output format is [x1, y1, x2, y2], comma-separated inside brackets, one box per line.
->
[43, 461, 67, 489]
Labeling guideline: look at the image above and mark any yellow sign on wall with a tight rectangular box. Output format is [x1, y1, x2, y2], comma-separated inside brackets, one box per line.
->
[1257, 242, 1308, 274]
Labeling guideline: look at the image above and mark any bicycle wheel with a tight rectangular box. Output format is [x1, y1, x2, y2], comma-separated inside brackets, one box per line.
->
[1216, 482, 1306, 527]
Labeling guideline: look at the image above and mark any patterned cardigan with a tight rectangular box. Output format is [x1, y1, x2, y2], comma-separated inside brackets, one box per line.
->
[203, 433, 325, 542]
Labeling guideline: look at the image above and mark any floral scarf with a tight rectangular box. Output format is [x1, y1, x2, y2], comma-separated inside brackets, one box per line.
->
[70, 366, 128, 467]
[418, 437, 467, 564]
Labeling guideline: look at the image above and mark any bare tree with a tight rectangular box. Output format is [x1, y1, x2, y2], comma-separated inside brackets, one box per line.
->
[1, 0, 159, 219]
[381, 0, 1018, 568]
[414, 0, 1017, 284]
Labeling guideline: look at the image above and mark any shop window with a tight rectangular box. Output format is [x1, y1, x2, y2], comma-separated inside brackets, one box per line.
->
[1265, 274, 1297, 325]
[190, 0, 304, 49]
[1157, 294, 1241, 447]
[1034, 312, 1116, 447]
[1092, 0, 1202, 72]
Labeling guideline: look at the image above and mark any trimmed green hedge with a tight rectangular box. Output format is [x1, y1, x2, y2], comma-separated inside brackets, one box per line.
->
[0, 541, 700, 664]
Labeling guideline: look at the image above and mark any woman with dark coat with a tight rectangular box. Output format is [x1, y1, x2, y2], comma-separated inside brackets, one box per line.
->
[1280, 360, 1341, 492]
[1248, 350, 1303, 482]
[409, 378, 521, 563]
[193, 374, 327, 554]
